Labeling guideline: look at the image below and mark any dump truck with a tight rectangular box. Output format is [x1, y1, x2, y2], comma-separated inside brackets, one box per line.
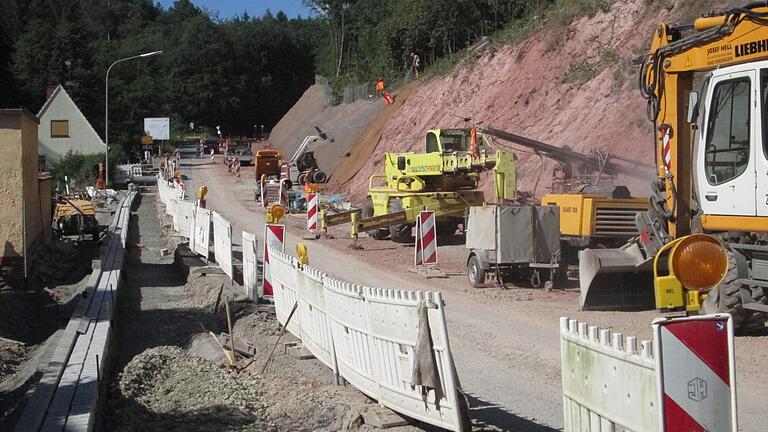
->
[579, 4, 768, 332]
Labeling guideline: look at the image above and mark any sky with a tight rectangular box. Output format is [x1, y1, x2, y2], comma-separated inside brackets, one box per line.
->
[156, 0, 314, 19]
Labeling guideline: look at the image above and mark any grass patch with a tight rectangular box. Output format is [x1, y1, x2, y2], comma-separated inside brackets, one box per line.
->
[559, 60, 597, 87]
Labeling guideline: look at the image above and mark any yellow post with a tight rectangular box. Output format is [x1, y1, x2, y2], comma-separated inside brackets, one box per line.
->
[320, 209, 327, 238]
[297, 243, 308, 266]
[350, 212, 360, 249]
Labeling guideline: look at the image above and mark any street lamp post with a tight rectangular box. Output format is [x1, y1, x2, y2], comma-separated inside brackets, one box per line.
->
[105, 50, 163, 186]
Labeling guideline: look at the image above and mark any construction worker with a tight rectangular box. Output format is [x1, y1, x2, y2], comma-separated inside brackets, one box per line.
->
[382, 90, 394, 105]
[375, 78, 385, 95]
[410, 52, 421, 79]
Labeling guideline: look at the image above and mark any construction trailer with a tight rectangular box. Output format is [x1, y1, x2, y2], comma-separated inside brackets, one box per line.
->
[578, 4, 768, 332]
[465, 205, 561, 289]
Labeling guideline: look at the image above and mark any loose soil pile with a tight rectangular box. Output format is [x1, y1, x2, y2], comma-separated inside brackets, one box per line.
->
[109, 346, 269, 432]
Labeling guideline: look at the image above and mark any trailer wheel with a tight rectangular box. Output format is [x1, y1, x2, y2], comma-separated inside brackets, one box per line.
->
[467, 255, 486, 288]
[297, 172, 307, 185]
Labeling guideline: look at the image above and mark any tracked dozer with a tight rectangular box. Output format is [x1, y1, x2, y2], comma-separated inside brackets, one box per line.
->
[580, 4, 768, 332]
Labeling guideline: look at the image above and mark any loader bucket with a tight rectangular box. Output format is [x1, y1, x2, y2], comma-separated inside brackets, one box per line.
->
[578, 243, 655, 310]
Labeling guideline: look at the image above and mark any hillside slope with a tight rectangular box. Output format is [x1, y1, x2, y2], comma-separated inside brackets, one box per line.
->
[277, 0, 737, 203]
[268, 83, 385, 181]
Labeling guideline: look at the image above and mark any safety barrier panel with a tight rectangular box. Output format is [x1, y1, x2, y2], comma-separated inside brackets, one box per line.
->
[268, 245, 467, 432]
[16, 191, 137, 432]
[212, 211, 233, 280]
[269, 248, 301, 337]
[560, 315, 737, 432]
[176, 201, 194, 240]
[242, 231, 258, 300]
[190, 207, 211, 259]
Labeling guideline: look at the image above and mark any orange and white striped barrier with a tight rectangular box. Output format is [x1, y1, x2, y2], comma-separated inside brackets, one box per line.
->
[262, 223, 285, 297]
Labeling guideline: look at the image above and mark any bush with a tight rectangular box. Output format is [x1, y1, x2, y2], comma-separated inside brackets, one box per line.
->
[48, 151, 105, 192]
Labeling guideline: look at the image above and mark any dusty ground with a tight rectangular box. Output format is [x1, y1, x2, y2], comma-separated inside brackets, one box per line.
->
[188, 154, 768, 431]
[102, 190, 428, 432]
[0, 202, 116, 429]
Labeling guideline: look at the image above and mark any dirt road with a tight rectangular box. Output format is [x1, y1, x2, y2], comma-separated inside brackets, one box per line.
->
[185, 156, 768, 431]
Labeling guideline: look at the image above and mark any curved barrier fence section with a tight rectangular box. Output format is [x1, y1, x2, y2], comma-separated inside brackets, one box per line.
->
[268, 245, 467, 432]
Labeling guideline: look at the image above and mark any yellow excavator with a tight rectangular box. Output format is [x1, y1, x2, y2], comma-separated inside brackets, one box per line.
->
[580, 3, 768, 332]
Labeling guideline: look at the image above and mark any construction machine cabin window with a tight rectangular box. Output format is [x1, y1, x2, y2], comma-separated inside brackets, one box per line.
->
[426, 132, 439, 153]
[439, 130, 470, 152]
[51, 120, 69, 138]
[705, 77, 750, 186]
[761, 69, 768, 160]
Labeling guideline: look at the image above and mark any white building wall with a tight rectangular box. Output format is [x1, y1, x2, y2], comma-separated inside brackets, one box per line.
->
[38, 86, 105, 162]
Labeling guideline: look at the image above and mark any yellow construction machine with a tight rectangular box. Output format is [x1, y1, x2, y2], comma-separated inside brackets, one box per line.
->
[362, 128, 503, 241]
[580, 3, 768, 332]
[53, 196, 99, 241]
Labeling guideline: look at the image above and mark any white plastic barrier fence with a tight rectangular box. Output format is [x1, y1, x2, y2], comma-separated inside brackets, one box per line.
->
[242, 231, 258, 300]
[212, 211, 233, 280]
[560, 314, 737, 432]
[190, 207, 211, 259]
[269, 248, 300, 337]
[175, 201, 195, 239]
[296, 265, 336, 371]
[169, 199, 178, 226]
[268, 246, 467, 432]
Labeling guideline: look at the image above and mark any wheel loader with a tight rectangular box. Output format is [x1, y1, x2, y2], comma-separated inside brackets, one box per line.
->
[579, 3, 768, 332]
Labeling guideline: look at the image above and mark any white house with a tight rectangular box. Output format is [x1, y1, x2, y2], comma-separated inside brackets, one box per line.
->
[37, 84, 104, 170]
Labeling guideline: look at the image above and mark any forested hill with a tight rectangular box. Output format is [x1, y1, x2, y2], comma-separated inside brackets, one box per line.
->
[0, 0, 552, 161]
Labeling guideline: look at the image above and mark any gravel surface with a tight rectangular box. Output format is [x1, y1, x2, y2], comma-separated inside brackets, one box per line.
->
[110, 346, 269, 432]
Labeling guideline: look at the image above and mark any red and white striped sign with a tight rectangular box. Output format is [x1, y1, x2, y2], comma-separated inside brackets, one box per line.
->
[661, 125, 672, 168]
[262, 223, 285, 297]
[654, 315, 737, 432]
[307, 193, 318, 232]
[414, 211, 438, 266]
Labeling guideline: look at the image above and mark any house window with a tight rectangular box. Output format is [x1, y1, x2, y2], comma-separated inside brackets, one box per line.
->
[51, 120, 70, 138]
[38, 155, 46, 172]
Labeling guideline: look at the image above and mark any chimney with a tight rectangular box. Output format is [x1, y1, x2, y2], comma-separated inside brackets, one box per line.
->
[46, 84, 58, 100]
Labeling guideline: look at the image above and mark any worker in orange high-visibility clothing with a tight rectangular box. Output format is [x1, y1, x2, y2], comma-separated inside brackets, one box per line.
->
[375, 78, 385, 95]
[382, 90, 394, 105]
